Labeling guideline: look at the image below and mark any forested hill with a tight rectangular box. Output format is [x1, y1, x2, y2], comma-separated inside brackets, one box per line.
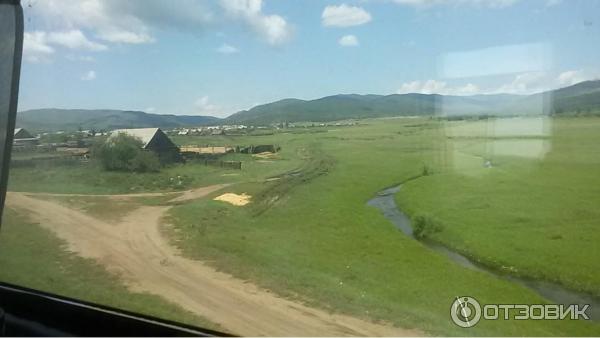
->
[16, 109, 221, 132]
[225, 80, 600, 124]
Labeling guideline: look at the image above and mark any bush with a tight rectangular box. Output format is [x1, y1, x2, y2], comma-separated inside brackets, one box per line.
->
[93, 134, 160, 172]
[128, 151, 161, 173]
[412, 214, 443, 239]
[422, 164, 432, 176]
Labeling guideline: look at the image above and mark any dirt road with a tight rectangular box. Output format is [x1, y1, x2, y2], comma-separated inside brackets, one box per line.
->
[17, 184, 232, 200]
[6, 187, 420, 336]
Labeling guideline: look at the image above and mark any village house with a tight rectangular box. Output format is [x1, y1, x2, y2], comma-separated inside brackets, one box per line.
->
[12, 128, 39, 148]
[110, 128, 182, 163]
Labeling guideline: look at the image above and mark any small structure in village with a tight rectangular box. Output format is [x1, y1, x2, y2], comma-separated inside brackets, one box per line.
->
[180, 146, 234, 155]
[240, 144, 280, 154]
[110, 128, 181, 163]
[14, 128, 33, 139]
[12, 128, 39, 148]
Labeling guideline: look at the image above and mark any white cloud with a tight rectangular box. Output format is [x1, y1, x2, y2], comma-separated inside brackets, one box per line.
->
[495, 72, 546, 94]
[27, 0, 155, 44]
[65, 55, 96, 62]
[556, 70, 586, 86]
[338, 35, 359, 47]
[23, 29, 106, 63]
[397, 81, 425, 94]
[23, 32, 54, 54]
[80, 70, 97, 81]
[397, 80, 480, 95]
[23, 32, 55, 63]
[392, 0, 519, 8]
[322, 4, 372, 27]
[396, 70, 597, 97]
[47, 30, 108, 51]
[494, 70, 596, 94]
[194, 96, 223, 116]
[26, 0, 291, 52]
[220, 0, 292, 45]
[25, 0, 216, 46]
[217, 43, 240, 54]
[454, 83, 481, 95]
[96, 29, 154, 44]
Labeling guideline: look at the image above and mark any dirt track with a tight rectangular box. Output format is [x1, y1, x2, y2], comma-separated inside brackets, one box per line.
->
[6, 186, 420, 336]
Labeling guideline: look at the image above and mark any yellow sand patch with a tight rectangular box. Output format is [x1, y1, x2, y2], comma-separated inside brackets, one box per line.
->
[214, 193, 251, 206]
[253, 152, 276, 159]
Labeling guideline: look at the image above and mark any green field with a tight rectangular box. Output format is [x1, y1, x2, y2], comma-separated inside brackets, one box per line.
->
[3, 116, 600, 335]
[397, 117, 600, 296]
[162, 117, 600, 335]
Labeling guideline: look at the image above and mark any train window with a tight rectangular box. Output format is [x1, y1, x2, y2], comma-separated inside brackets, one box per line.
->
[1, 0, 599, 336]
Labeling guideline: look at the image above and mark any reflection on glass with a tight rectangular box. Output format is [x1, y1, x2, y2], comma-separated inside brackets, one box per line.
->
[1, 1, 600, 336]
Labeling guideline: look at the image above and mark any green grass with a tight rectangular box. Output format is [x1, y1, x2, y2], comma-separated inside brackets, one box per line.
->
[164, 117, 600, 336]
[0, 207, 221, 331]
[5, 117, 600, 335]
[8, 133, 304, 194]
[396, 117, 600, 296]
[7, 162, 225, 194]
[34, 195, 137, 222]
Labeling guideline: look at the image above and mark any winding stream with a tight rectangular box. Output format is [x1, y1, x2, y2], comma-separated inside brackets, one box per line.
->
[367, 184, 599, 321]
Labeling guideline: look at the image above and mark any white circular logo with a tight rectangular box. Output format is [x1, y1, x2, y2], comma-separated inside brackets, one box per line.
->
[451, 296, 482, 328]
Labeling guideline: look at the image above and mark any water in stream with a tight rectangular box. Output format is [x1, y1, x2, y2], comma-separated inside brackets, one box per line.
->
[367, 185, 599, 320]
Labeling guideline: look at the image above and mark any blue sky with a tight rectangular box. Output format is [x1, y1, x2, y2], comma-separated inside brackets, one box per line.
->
[18, 0, 600, 117]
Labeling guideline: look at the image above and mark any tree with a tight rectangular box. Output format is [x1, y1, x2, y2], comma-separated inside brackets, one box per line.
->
[93, 134, 160, 172]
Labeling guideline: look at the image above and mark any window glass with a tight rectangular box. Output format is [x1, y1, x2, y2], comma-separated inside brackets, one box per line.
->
[1, 1, 600, 336]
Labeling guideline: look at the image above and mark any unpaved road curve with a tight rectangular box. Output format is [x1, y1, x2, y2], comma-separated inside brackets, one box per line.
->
[15, 184, 232, 200]
[6, 187, 420, 336]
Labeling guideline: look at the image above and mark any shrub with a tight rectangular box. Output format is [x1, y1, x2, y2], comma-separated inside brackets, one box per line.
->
[128, 151, 161, 173]
[93, 134, 160, 172]
[422, 164, 431, 176]
[412, 214, 443, 239]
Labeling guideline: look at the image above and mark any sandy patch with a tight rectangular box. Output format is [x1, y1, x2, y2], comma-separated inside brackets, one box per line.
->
[253, 152, 276, 159]
[214, 193, 251, 206]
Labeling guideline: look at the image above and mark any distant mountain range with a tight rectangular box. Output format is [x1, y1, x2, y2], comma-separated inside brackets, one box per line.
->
[17, 80, 600, 132]
[225, 80, 600, 124]
[16, 109, 219, 132]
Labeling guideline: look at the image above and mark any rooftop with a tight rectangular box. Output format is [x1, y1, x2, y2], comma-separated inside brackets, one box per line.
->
[110, 128, 161, 148]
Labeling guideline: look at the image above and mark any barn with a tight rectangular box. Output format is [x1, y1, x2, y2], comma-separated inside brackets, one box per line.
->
[13, 128, 38, 147]
[111, 128, 182, 163]
[14, 128, 33, 139]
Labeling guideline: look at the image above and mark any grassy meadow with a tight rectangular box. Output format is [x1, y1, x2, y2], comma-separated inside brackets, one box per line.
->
[163, 117, 600, 335]
[2, 116, 600, 335]
[396, 117, 600, 296]
[7, 138, 302, 194]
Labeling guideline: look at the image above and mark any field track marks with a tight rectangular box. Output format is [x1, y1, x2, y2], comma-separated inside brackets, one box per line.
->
[10, 183, 231, 201]
[5, 189, 421, 336]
